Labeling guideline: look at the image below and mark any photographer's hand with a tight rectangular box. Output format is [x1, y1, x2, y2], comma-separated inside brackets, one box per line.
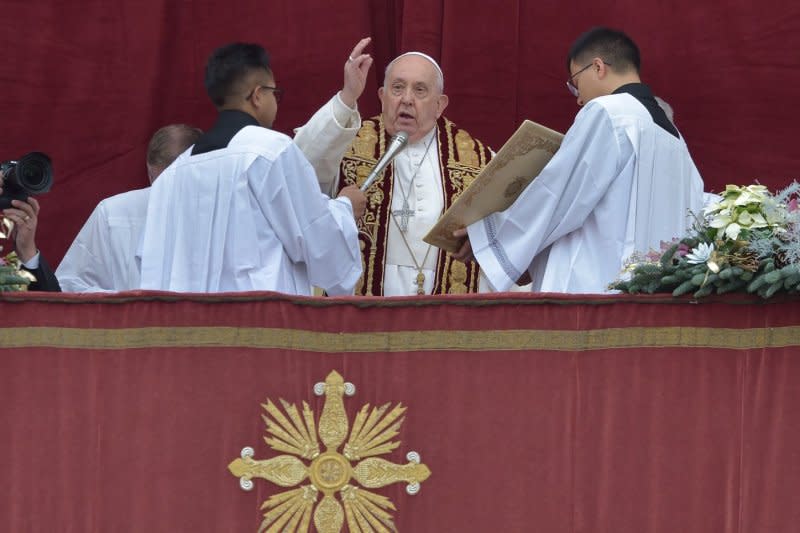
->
[2, 196, 40, 262]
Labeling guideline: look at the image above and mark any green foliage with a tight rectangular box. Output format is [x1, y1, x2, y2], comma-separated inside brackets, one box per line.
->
[612, 245, 800, 299]
[611, 182, 800, 299]
[0, 264, 31, 291]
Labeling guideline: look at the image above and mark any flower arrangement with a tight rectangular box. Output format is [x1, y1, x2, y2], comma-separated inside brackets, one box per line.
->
[611, 183, 800, 298]
[0, 219, 34, 292]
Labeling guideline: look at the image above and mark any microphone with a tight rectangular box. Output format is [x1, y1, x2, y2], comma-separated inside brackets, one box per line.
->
[360, 131, 409, 191]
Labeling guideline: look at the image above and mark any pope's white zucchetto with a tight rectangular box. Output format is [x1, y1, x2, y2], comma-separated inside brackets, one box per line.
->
[385, 51, 444, 90]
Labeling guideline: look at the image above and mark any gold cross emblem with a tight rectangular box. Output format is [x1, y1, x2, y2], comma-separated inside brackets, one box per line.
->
[228, 371, 431, 532]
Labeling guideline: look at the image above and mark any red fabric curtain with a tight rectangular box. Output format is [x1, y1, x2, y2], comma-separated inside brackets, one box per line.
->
[1, 1, 799, 265]
[1, 292, 800, 532]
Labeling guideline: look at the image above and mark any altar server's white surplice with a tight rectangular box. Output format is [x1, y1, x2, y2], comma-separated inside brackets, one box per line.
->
[139, 125, 361, 295]
[468, 90, 704, 294]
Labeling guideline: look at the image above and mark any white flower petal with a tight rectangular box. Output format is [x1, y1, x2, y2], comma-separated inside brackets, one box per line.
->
[685, 242, 715, 264]
[709, 215, 731, 228]
[724, 223, 742, 240]
[738, 211, 752, 225]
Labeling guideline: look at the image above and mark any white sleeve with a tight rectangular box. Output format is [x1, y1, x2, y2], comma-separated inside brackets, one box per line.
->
[468, 103, 627, 291]
[293, 93, 361, 196]
[56, 204, 115, 292]
[252, 143, 362, 295]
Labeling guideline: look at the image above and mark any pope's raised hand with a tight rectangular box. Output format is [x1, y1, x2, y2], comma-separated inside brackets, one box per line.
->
[341, 37, 373, 109]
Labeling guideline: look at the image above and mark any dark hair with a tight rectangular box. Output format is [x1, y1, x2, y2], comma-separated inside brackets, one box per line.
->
[204, 43, 272, 108]
[147, 124, 203, 170]
[567, 27, 640, 74]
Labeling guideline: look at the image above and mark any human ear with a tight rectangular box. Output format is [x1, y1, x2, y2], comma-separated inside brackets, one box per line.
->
[595, 58, 608, 79]
[436, 94, 449, 117]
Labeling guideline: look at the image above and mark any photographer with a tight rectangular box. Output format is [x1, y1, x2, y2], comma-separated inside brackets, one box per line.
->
[0, 170, 61, 291]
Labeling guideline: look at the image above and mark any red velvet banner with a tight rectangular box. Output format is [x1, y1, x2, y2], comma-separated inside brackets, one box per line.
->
[1, 292, 799, 532]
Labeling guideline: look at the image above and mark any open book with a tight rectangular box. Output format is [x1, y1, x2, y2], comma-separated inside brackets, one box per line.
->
[423, 119, 564, 253]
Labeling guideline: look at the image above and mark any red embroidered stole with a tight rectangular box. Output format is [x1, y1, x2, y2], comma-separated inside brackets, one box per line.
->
[338, 116, 493, 295]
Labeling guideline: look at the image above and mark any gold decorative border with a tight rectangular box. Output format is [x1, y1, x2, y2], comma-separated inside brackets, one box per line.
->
[2, 325, 799, 351]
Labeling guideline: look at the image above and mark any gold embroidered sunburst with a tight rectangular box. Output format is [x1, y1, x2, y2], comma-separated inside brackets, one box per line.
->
[228, 370, 431, 533]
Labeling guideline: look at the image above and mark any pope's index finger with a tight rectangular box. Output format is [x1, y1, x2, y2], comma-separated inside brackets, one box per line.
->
[350, 36, 371, 58]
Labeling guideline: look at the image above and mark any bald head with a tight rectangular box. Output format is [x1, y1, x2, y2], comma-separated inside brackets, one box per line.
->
[146, 124, 203, 182]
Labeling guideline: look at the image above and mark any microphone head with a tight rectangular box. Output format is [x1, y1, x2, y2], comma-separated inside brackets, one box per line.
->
[394, 131, 409, 145]
[385, 131, 409, 156]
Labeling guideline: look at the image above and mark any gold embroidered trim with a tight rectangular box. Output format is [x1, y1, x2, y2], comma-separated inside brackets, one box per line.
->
[3, 325, 799, 351]
[228, 371, 430, 532]
[340, 116, 489, 295]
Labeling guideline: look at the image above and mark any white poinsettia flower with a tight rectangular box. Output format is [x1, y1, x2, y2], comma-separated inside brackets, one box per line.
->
[724, 222, 742, 240]
[686, 242, 715, 264]
[709, 213, 732, 229]
[733, 192, 755, 206]
[705, 184, 791, 242]
[737, 211, 753, 226]
[730, 185, 768, 206]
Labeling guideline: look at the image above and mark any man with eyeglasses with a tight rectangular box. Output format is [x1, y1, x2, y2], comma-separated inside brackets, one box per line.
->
[295, 38, 494, 296]
[452, 27, 704, 293]
[138, 42, 366, 294]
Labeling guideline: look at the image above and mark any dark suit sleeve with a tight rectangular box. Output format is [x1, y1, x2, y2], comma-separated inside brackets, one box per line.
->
[23, 254, 62, 292]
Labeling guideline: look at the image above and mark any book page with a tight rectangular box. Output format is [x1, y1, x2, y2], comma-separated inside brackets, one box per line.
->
[424, 120, 564, 253]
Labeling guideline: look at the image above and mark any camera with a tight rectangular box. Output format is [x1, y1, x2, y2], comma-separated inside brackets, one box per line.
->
[0, 152, 53, 209]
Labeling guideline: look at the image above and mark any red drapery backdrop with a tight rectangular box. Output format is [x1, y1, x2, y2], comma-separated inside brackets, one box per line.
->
[1, 292, 800, 532]
[1, 1, 799, 265]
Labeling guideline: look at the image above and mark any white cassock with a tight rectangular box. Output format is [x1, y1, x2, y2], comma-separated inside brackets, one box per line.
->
[56, 187, 150, 292]
[468, 92, 704, 294]
[295, 94, 503, 295]
[138, 125, 362, 295]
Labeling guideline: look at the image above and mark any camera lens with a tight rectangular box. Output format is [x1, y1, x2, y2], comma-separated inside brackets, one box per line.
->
[14, 152, 53, 194]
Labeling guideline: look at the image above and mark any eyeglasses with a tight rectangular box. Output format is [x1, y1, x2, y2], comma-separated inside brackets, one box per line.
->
[566, 60, 611, 97]
[246, 85, 283, 103]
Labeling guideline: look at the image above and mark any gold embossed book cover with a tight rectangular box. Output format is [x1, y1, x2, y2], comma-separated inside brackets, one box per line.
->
[424, 119, 563, 253]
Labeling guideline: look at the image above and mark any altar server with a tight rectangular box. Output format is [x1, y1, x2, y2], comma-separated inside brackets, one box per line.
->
[139, 43, 365, 294]
[454, 27, 704, 293]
